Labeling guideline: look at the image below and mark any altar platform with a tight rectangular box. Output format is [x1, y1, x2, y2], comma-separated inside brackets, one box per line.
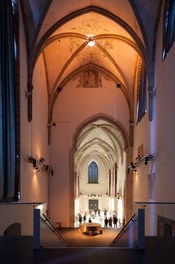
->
[80, 223, 102, 235]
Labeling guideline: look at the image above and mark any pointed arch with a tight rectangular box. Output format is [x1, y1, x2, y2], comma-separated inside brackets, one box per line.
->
[72, 113, 130, 151]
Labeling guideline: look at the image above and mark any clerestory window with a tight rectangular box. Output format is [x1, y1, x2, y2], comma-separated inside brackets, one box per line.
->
[162, 0, 175, 60]
[136, 64, 147, 125]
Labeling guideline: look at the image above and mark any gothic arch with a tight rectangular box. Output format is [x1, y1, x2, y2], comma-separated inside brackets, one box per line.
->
[72, 113, 130, 151]
[69, 113, 131, 226]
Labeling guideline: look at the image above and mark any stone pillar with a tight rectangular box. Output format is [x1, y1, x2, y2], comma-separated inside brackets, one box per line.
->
[109, 169, 111, 197]
[69, 149, 75, 227]
[125, 147, 133, 222]
[114, 163, 117, 197]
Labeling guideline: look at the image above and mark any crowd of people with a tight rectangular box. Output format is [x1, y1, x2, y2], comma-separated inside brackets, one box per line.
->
[75, 209, 121, 228]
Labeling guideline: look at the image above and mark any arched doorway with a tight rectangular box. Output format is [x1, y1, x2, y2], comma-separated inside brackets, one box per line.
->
[4, 223, 21, 236]
[71, 115, 129, 227]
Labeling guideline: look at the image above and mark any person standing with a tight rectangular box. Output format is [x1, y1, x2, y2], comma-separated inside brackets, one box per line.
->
[79, 214, 82, 226]
[109, 217, 112, 227]
[113, 215, 118, 227]
[104, 217, 108, 227]
[89, 218, 92, 223]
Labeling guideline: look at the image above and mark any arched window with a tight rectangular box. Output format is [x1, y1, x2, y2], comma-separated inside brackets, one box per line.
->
[136, 64, 146, 125]
[162, 0, 175, 60]
[88, 161, 98, 183]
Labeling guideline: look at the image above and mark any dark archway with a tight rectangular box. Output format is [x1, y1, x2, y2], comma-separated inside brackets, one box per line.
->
[4, 223, 21, 236]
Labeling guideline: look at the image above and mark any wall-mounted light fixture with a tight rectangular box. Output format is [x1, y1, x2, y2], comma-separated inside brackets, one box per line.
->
[35, 166, 40, 172]
[27, 156, 40, 172]
[47, 122, 56, 128]
[39, 157, 45, 163]
[128, 153, 155, 173]
[27, 155, 53, 174]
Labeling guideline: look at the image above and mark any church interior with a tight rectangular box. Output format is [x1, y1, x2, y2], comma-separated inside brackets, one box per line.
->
[1, 0, 175, 263]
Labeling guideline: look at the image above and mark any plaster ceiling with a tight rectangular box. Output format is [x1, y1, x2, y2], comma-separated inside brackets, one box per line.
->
[20, 0, 161, 113]
[42, 12, 139, 99]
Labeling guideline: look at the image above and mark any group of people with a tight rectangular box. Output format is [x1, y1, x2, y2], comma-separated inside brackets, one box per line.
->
[104, 215, 118, 228]
[76, 210, 120, 228]
[78, 214, 86, 225]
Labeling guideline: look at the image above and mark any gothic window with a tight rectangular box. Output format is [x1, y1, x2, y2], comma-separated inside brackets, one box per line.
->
[136, 64, 147, 124]
[88, 161, 98, 183]
[162, 0, 175, 60]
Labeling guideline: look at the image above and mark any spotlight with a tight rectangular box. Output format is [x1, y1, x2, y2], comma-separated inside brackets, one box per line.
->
[39, 157, 45, 163]
[27, 156, 34, 163]
[145, 157, 148, 165]
[32, 159, 36, 168]
[136, 155, 141, 160]
[88, 39, 95, 47]
[45, 165, 49, 171]
[131, 162, 135, 169]
[35, 166, 40, 172]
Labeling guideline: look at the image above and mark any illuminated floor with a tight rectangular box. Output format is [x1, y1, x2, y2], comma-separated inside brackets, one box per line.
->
[58, 227, 120, 247]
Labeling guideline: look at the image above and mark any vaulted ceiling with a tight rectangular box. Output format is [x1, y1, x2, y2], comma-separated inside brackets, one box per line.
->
[20, 0, 161, 122]
[19, 0, 161, 169]
[74, 117, 128, 171]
